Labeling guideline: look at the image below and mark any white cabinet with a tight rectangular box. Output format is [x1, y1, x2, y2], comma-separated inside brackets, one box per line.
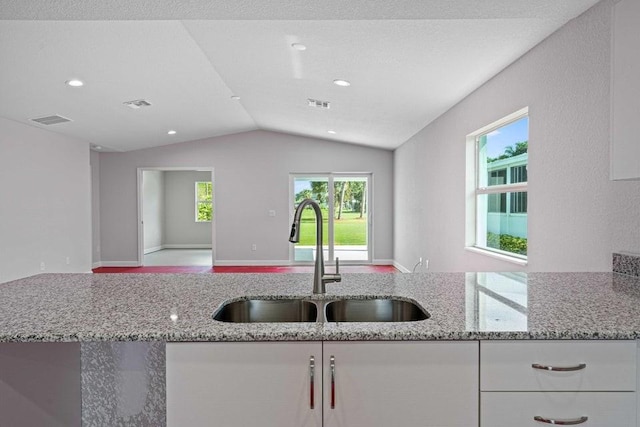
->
[611, 0, 640, 180]
[323, 341, 478, 427]
[482, 392, 636, 426]
[166, 342, 322, 427]
[480, 340, 637, 426]
[167, 341, 479, 427]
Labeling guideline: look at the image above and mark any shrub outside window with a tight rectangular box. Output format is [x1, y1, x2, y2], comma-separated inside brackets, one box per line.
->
[469, 110, 528, 260]
[195, 181, 213, 222]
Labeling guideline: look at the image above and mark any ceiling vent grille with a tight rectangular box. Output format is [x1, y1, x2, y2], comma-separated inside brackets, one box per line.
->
[31, 115, 72, 125]
[308, 98, 331, 109]
[123, 99, 152, 109]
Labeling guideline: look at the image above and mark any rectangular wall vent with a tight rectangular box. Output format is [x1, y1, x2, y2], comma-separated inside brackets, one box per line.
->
[307, 98, 331, 109]
[30, 115, 72, 125]
[123, 99, 152, 109]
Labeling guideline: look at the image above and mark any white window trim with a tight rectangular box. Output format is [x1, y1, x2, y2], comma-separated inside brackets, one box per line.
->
[465, 107, 529, 264]
[195, 181, 212, 223]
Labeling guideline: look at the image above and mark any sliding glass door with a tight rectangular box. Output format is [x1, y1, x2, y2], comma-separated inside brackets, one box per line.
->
[291, 174, 371, 264]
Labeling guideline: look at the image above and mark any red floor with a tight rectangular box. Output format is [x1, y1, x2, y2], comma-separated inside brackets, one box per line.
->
[92, 265, 398, 274]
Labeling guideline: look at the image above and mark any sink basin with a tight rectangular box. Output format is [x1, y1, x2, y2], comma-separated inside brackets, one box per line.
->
[213, 299, 318, 323]
[325, 298, 429, 322]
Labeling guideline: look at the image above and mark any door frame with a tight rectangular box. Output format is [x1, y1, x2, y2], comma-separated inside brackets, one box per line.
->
[137, 166, 216, 266]
[289, 173, 373, 265]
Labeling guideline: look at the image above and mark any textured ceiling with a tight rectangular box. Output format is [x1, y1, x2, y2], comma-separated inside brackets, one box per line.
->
[0, 0, 600, 151]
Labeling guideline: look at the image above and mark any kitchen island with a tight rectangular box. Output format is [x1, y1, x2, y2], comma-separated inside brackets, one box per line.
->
[2, 271, 640, 342]
[1, 271, 640, 426]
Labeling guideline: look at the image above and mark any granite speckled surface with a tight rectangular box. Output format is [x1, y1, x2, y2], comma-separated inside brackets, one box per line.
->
[82, 342, 165, 427]
[1, 272, 640, 342]
[613, 252, 640, 277]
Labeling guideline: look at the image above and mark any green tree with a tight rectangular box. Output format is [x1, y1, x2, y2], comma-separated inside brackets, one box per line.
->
[488, 141, 528, 163]
[295, 189, 312, 203]
[310, 182, 328, 206]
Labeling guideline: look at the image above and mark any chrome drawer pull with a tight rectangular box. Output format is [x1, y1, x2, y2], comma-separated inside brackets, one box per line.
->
[534, 415, 588, 425]
[309, 356, 315, 409]
[531, 363, 586, 372]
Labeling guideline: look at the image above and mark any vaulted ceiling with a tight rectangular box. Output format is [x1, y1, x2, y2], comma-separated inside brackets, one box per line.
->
[0, 0, 600, 152]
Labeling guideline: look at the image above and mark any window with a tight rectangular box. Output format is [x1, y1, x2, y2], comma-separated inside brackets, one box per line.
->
[195, 181, 213, 222]
[291, 174, 371, 263]
[466, 108, 528, 262]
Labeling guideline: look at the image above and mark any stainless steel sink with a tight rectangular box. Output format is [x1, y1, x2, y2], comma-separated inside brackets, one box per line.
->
[213, 296, 429, 323]
[213, 299, 318, 323]
[325, 298, 429, 322]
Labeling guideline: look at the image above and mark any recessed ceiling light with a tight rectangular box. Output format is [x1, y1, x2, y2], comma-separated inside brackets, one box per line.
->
[167, 130, 177, 135]
[291, 43, 307, 51]
[328, 130, 337, 134]
[65, 79, 84, 87]
[333, 79, 351, 87]
[231, 95, 241, 100]
[93, 145, 102, 150]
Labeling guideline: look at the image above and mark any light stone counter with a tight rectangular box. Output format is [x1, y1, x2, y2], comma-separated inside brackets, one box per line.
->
[2, 271, 640, 342]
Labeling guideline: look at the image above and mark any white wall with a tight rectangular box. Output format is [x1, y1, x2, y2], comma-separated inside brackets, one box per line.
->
[99, 130, 393, 265]
[394, 0, 640, 272]
[142, 170, 164, 253]
[0, 117, 92, 282]
[163, 171, 212, 247]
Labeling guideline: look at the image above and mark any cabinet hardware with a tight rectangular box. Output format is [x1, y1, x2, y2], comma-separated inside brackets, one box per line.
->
[330, 355, 336, 409]
[534, 415, 588, 425]
[309, 356, 315, 409]
[531, 363, 586, 372]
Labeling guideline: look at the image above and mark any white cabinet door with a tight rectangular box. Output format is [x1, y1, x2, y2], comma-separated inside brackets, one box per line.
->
[323, 341, 479, 427]
[482, 391, 636, 426]
[166, 342, 322, 427]
[611, 0, 640, 180]
[481, 340, 636, 392]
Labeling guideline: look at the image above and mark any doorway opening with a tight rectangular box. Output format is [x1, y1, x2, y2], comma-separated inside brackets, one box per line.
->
[137, 167, 215, 267]
[290, 173, 371, 264]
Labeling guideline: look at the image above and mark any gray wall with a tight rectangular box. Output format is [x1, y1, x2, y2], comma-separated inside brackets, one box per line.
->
[99, 130, 393, 264]
[143, 170, 164, 253]
[0, 117, 92, 282]
[164, 171, 212, 247]
[394, 1, 640, 272]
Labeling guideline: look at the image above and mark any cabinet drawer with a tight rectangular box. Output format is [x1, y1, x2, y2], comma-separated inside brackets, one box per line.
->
[481, 341, 636, 391]
[481, 392, 636, 426]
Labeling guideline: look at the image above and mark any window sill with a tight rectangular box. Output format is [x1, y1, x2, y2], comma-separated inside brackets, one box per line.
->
[464, 246, 528, 266]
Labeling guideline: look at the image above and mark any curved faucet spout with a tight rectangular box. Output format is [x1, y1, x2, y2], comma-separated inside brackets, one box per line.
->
[289, 199, 341, 294]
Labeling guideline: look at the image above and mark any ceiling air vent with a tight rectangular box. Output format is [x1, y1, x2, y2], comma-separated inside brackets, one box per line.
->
[308, 98, 330, 109]
[123, 99, 152, 109]
[30, 115, 72, 125]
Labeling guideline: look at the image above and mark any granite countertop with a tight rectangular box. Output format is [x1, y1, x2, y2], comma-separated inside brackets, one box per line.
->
[1, 272, 640, 342]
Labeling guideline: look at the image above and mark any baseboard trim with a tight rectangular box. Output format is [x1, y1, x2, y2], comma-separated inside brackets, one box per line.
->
[162, 244, 213, 249]
[393, 261, 411, 273]
[143, 246, 164, 255]
[92, 262, 102, 269]
[214, 260, 291, 266]
[99, 261, 141, 267]
[372, 259, 394, 266]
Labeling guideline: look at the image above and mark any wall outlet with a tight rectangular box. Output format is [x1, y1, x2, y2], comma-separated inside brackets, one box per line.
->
[425, 259, 429, 270]
[40, 262, 45, 271]
[66, 257, 70, 265]
[251, 244, 257, 251]
[268, 210, 276, 217]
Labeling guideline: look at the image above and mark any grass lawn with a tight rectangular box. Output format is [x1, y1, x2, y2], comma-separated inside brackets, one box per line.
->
[298, 210, 367, 245]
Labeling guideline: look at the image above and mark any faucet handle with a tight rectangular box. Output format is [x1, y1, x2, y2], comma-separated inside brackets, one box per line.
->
[335, 257, 340, 274]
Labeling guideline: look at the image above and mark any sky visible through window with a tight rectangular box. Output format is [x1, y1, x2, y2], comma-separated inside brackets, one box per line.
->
[485, 116, 529, 158]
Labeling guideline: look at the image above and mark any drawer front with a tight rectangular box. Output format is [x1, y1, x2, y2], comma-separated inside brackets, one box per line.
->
[481, 340, 636, 391]
[481, 392, 636, 427]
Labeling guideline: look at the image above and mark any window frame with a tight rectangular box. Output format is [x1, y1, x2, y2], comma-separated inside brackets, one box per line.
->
[195, 181, 213, 223]
[465, 107, 528, 265]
